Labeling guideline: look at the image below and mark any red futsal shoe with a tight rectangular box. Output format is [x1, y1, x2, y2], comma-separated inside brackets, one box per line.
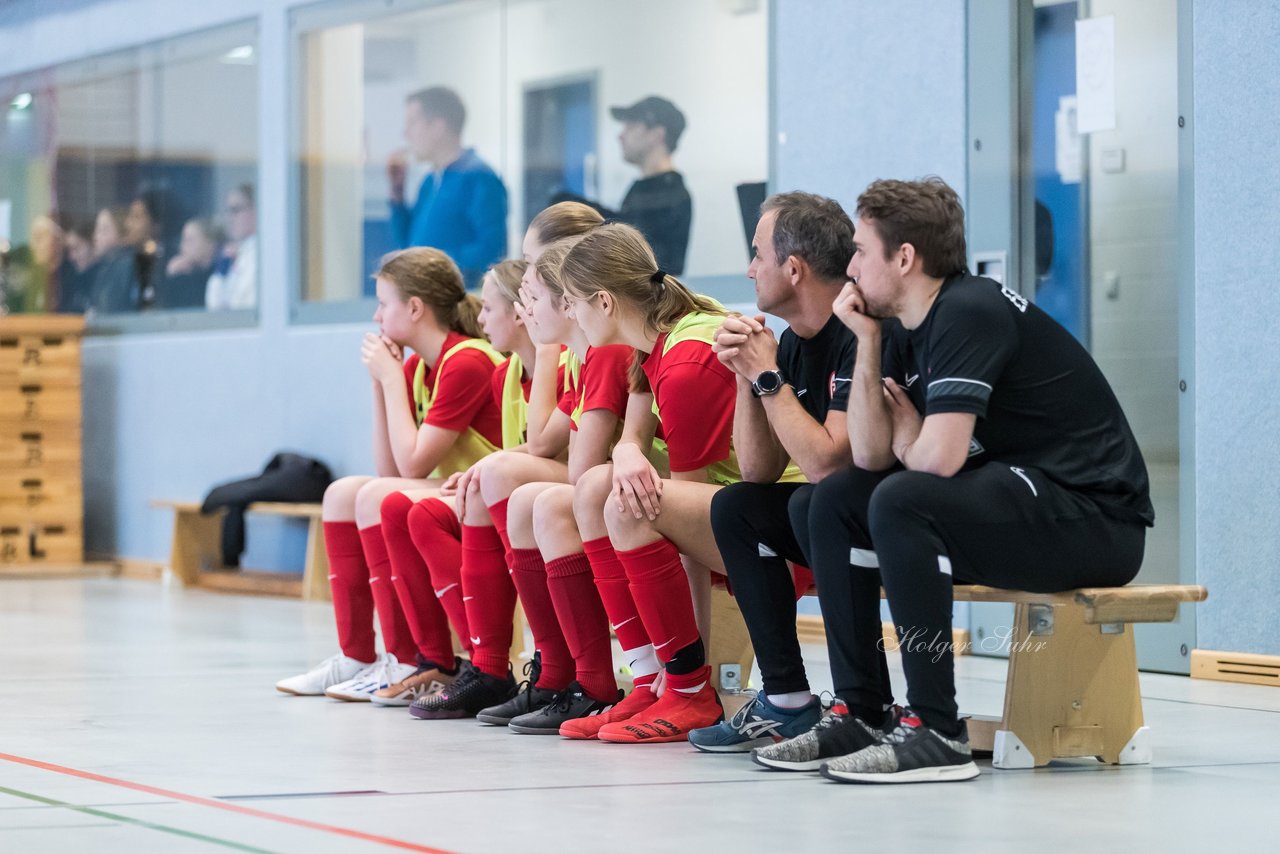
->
[596, 682, 725, 744]
[559, 682, 659, 740]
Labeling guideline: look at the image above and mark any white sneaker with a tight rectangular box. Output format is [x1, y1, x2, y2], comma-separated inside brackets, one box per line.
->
[325, 654, 416, 702]
[276, 652, 371, 696]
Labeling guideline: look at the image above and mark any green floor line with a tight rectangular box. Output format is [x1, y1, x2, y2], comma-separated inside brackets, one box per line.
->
[0, 785, 279, 854]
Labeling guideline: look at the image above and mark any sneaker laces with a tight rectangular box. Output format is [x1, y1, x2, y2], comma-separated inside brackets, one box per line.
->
[315, 652, 349, 684]
[546, 681, 585, 714]
[512, 652, 543, 712]
[726, 690, 765, 730]
[882, 709, 923, 744]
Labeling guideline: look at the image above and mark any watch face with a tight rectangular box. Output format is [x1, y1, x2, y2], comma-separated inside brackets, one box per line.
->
[756, 371, 783, 393]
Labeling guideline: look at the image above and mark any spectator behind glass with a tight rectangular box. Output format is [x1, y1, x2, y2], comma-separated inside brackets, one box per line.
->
[161, 217, 221, 309]
[386, 86, 507, 288]
[57, 218, 96, 313]
[127, 188, 183, 309]
[1, 215, 62, 313]
[554, 96, 692, 276]
[205, 184, 257, 310]
[87, 207, 138, 314]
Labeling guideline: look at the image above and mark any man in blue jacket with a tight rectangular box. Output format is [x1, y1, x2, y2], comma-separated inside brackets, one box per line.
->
[388, 87, 507, 288]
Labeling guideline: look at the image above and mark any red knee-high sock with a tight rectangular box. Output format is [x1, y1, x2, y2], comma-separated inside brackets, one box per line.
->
[375, 495, 456, 666]
[402, 497, 470, 659]
[614, 537, 701, 668]
[509, 547, 574, 691]
[357, 524, 417, 664]
[546, 552, 618, 702]
[488, 497, 514, 560]
[460, 523, 517, 678]
[324, 521, 377, 663]
[583, 536, 651, 652]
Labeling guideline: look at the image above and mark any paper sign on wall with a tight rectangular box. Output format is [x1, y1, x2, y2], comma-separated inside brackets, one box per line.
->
[1075, 15, 1116, 133]
[1055, 96, 1082, 184]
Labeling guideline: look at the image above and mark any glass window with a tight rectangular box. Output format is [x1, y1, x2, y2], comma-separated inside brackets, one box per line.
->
[292, 0, 769, 319]
[0, 21, 259, 330]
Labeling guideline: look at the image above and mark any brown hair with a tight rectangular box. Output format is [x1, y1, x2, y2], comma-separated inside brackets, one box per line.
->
[855, 177, 968, 279]
[485, 259, 527, 305]
[559, 222, 724, 391]
[376, 247, 484, 339]
[533, 236, 582, 300]
[760, 191, 855, 282]
[528, 201, 604, 246]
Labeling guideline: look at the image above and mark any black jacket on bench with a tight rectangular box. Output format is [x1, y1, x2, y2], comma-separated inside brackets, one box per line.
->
[201, 453, 334, 568]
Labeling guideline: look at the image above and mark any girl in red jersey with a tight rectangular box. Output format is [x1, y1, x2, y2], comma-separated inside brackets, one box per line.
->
[410, 202, 628, 721]
[275, 247, 504, 700]
[557, 222, 744, 743]
[365, 258, 567, 707]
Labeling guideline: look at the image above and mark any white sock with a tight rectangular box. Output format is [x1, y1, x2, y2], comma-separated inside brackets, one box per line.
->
[766, 691, 814, 710]
[623, 644, 661, 680]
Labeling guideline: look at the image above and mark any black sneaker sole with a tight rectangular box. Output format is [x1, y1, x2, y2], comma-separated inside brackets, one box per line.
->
[409, 707, 476, 720]
[506, 722, 565, 735]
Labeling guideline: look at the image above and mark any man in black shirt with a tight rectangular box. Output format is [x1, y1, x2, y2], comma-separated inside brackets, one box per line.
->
[606, 97, 693, 274]
[687, 191, 860, 753]
[755, 177, 1152, 784]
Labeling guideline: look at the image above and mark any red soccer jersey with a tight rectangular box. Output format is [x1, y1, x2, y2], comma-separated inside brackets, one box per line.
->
[641, 332, 735, 472]
[569, 344, 632, 431]
[489, 357, 534, 409]
[402, 332, 503, 448]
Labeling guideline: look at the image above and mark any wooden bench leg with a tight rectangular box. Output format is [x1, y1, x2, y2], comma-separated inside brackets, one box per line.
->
[708, 586, 755, 694]
[990, 601, 1149, 768]
[302, 516, 332, 602]
[169, 509, 222, 586]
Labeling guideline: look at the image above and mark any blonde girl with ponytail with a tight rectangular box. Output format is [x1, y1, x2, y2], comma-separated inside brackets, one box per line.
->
[554, 222, 744, 743]
[276, 246, 507, 703]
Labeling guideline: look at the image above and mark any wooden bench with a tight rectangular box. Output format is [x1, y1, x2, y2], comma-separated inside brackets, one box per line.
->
[153, 499, 528, 669]
[152, 500, 331, 600]
[708, 582, 1207, 769]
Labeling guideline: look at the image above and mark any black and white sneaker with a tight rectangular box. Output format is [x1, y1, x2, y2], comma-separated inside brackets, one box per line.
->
[751, 701, 901, 771]
[476, 652, 558, 726]
[409, 661, 517, 720]
[819, 710, 979, 784]
[507, 681, 623, 735]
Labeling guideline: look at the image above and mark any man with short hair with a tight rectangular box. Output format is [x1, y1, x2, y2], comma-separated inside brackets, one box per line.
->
[609, 96, 692, 275]
[687, 191, 861, 752]
[754, 176, 1153, 784]
[388, 86, 507, 287]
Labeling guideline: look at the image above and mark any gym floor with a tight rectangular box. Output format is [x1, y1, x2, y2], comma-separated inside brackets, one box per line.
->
[2, 576, 1275, 853]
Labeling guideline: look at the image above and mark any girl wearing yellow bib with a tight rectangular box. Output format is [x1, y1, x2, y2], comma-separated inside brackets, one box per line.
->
[276, 247, 503, 702]
[556, 222, 749, 743]
[412, 201, 631, 721]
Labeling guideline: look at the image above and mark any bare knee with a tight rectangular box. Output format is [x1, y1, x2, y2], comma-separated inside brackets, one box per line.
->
[354, 479, 398, 528]
[572, 464, 613, 535]
[323, 476, 370, 521]
[532, 486, 579, 551]
[506, 482, 549, 548]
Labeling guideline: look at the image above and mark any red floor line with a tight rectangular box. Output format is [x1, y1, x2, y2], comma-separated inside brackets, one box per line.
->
[0, 752, 454, 854]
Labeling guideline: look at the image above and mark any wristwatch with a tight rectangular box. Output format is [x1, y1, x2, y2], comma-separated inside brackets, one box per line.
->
[751, 369, 785, 398]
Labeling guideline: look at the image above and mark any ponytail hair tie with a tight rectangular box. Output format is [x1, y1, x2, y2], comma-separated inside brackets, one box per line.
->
[650, 269, 667, 286]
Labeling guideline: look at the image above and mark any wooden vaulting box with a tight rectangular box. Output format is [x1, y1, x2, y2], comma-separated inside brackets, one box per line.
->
[0, 315, 85, 568]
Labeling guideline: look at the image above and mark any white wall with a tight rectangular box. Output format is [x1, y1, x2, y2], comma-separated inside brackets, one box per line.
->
[1087, 0, 1180, 463]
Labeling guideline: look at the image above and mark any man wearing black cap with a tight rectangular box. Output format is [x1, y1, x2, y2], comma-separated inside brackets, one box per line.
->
[552, 96, 692, 275]
[610, 95, 692, 274]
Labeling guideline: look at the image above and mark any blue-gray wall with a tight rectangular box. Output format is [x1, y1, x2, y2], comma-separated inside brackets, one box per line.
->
[5, 0, 1280, 657]
[1191, 0, 1280, 655]
[772, 0, 967, 623]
